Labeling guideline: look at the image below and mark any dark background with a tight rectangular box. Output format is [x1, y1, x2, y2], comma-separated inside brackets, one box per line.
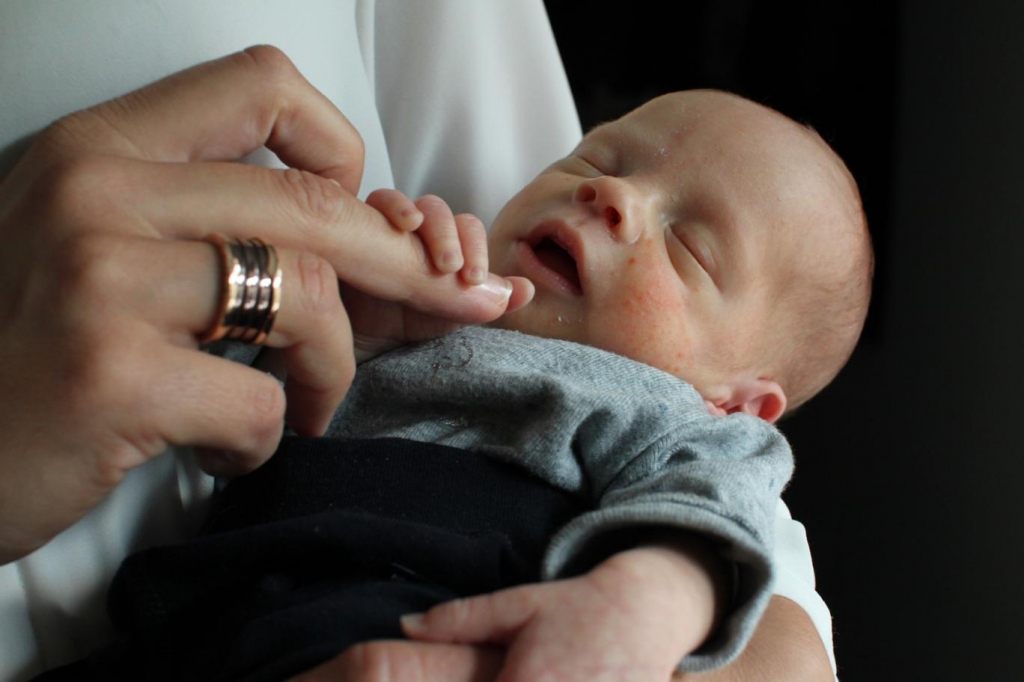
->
[543, 1, 1024, 680]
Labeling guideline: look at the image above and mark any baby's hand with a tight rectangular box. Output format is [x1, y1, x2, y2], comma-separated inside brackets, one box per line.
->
[365, 189, 490, 286]
[399, 544, 724, 681]
[346, 190, 533, 361]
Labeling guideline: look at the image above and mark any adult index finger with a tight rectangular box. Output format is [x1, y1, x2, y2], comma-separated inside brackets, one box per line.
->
[113, 159, 523, 324]
[43, 46, 364, 194]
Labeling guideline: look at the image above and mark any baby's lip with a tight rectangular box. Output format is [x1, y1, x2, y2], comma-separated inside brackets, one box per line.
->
[521, 220, 586, 296]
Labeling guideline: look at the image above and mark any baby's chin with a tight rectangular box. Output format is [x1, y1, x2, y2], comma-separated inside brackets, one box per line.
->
[481, 309, 536, 336]
[481, 303, 587, 344]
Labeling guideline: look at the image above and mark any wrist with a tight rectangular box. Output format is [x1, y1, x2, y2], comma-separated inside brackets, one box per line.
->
[593, 537, 729, 653]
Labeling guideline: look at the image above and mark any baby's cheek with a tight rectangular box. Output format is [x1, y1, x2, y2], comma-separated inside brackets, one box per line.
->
[611, 255, 694, 377]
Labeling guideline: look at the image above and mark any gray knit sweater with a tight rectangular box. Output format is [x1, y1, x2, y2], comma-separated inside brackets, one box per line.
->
[327, 327, 794, 671]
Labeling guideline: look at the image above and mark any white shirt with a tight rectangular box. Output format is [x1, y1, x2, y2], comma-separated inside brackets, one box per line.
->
[0, 1, 836, 678]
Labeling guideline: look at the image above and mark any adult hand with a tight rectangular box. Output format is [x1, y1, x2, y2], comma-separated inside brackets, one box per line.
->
[288, 641, 504, 682]
[294, 544, 715, 682]
[290, 598, 833, 682]
[0, 46, 524, 565]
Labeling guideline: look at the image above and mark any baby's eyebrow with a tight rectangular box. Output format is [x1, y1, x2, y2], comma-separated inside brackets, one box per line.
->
[579, 120, 635, 150]
[583, 119, 617, 136]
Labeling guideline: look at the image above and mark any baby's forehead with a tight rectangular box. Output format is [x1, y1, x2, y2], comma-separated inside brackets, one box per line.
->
[578, 90, 857, 237]
[662, 92, 828, 148]
[584, 93, 810, 172]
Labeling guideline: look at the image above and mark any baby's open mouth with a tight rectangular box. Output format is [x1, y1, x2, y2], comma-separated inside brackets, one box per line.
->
[532, 237, 582, 293]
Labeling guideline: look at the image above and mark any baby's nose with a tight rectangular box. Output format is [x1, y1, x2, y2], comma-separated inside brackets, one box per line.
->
[573, 177, 641, 244]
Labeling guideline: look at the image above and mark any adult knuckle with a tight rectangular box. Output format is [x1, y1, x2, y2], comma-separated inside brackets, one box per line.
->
[31, 155, 122, 227]
[294, 251, 340, 317]
[49, 233, 123, 311]
[35, 114, 100, 157]
[241, 44, 299, 82]
[37, 104, 143, 160]
[92, 440, 144, 489]
[279, 167, 346, 225]
[245, 377, 286, 442]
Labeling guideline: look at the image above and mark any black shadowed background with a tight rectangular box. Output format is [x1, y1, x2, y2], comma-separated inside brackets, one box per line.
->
[544, 1, 1024, 680]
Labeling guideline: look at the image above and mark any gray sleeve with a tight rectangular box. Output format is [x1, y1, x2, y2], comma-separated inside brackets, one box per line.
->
[332, 328, 794, 671]
[541, 409, 793, 673]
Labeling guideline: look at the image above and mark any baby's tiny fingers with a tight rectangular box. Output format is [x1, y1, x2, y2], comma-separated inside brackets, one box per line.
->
[365, 188, 424, 232]
[416, 195, 464, 274]
[455, 213, 488, 285]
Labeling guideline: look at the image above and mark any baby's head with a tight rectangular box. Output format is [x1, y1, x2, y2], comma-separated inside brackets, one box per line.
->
[487, 90, 872, 422]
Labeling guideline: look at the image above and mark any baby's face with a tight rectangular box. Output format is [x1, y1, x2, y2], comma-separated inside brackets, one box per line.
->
[487, 90, 845, 402]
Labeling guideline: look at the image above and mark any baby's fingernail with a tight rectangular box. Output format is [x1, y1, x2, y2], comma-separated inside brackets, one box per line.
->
[477, 275, 513, 304]
[400, 612, 426, 633]
[465, 266, 487, 284]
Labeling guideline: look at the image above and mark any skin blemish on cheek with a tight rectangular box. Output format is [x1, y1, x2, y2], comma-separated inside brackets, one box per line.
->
[664, 344, 693, 379]
[624, 289, 662, 315]
[628, 257, 637, 265]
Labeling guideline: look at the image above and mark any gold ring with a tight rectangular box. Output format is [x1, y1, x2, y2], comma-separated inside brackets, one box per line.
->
[199, 234, 282, 345]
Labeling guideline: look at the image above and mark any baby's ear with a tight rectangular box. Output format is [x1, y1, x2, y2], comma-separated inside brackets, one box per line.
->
[708, 378, 787, 424]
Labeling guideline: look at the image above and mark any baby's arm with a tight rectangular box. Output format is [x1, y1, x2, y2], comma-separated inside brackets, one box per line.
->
[400, 536, 728, 681]
[345, 190, 533, 362]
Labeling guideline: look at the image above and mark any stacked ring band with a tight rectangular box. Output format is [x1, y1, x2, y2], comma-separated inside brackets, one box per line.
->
[199, 234, 282, 345]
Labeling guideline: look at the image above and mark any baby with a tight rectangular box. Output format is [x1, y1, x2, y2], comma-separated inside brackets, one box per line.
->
[334, 88, 871, 672]
[42, 90, 870, 681]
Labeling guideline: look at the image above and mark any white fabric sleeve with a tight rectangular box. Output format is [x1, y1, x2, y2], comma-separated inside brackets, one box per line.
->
[774, 500, 840, 679]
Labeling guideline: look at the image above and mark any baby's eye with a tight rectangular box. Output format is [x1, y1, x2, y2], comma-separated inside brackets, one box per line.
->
[666, 227, 718, 287]
[688, 238, 716, 275]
